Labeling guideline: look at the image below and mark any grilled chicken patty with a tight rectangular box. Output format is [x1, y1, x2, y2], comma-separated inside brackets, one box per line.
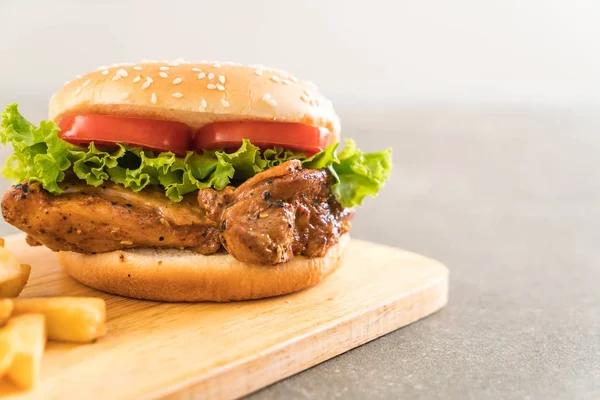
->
[2, 161, 352, 265]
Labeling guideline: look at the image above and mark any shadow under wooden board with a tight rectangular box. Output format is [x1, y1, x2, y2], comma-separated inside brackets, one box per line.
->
[0, 234, 448, 399]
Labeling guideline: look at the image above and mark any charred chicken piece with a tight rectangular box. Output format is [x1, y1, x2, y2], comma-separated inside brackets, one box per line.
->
[2, 181, 221, 254]
[198, 160, 353, 265]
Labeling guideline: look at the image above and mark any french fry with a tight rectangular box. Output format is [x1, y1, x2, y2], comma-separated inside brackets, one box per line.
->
[0, 245, 31, 298]
[18, 264, 31, 290]
[0, 264, 30, 298]
[0, 247, 19, 273]
[4, 314, 46, 390]
[0, 329, 15, 376]
[0, 299, 13, 326]
[12, 297, 106, 343]
[0, 302, 15, 379]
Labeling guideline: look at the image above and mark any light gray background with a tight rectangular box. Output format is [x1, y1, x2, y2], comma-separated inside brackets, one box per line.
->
[1, 1, 599, 399]
[2, 0, 600, 107]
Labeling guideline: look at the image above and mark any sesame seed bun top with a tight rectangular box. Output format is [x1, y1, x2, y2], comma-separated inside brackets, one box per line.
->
[49, 60, 340, 140]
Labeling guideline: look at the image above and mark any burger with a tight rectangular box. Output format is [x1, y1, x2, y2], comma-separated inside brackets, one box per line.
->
[0, 60, 391, 302]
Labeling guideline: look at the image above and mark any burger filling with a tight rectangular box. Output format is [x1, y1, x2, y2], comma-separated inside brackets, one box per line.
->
[0, 104, 391, 265]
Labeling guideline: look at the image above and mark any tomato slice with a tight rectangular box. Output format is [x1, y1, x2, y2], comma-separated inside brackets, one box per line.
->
[193, 121, 333, 156]
[58, 114, 192, 155]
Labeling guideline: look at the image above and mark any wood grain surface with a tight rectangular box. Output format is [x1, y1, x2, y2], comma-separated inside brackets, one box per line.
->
[0, 234, 448, 400]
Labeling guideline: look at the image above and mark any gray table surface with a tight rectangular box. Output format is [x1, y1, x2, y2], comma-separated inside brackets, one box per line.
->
[0, 106, 598, 399]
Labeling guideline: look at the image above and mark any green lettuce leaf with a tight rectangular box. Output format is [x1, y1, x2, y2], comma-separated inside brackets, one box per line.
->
[332, 139, 393, 207]
[0, 104, 391, 207]
[0, 104, 77, 193]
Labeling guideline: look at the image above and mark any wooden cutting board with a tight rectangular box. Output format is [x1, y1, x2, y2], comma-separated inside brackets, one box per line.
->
[0, 234, 448, 400]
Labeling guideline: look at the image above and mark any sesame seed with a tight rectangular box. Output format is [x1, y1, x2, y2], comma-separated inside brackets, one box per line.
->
[112, 74, 122, 81]
[172, 92, 183, 98]
[282, 79, 292, 85]
[221, 99, 230, 107]
[133, 66, 143, 71]
[75, 87, 82, 95]
[254, 70, 263, 76]
[201, 99, 208, 108]
[160, 66, 170, 71]
[172, 77, 182, 85]
[102, 70, 109, 75]
[82, 79, 92, 87]
[192, 67, 201, 72]
[133, 76, 141, 83]
[270, 75, 281, 83]
[76, 75, 82, 79]
[151, 93, 157, 104]
[267, 99, 277, 107]
[159, 72, 168, 78]
[207, 84, 217, 90]
[212, 62, 222, 68]
[120, 92, 130, 99]
[117, 69, 128, 77]
[197, 72, 206, 79]
[141, 77, 153, 89]
[96, 66, 107, 71]
[218, 75, 226, 84]
[290, 76, 298, 83]
[208, 73, 215, 80]
[216, 83, 225, 91]
[300, 94, 310, 103]
[262, 93, 271, 101]
[303, 89, 313, 96]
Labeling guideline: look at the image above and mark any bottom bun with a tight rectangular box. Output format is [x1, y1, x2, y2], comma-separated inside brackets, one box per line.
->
[57, 234, 349, 302]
